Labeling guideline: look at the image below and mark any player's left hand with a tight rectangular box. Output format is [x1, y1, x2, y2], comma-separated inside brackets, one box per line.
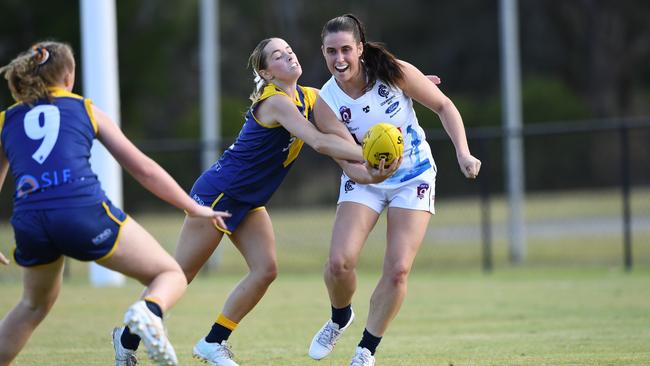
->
[0, 251, 9, 265]
[458, 153, 481, 179]
[365, 156, 402, 183]
[186, 204, 232, 232]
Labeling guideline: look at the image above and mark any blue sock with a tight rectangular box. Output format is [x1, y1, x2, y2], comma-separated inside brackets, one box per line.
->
[358, 328, 382, 355]
[331, 304, 352, 328]
[205, 323, 232, 344]
[145, 300, 163, 318]
[120, 326, 140, 351]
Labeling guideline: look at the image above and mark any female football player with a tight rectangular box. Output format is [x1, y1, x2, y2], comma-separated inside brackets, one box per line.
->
[0, 41, 230, 366]
[307, 14, 481, 366]
[114, 37, 395, 366]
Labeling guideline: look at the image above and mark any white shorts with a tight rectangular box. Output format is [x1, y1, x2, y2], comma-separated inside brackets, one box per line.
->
[337, 169, 436, 214]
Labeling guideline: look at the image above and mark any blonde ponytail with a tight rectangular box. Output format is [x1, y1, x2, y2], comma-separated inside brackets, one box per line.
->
[0, 41, 75, 105]
[247, 38, 273, 104]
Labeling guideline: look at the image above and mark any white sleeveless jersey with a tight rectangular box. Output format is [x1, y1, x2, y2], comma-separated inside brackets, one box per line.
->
[319, 76, 436, 188]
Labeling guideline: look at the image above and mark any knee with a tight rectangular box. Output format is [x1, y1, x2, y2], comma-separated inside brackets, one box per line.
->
[326, 257, 355, 280]
[384, 264, 411, 287]
[181, 267, 198, 284]
[20, 295, 56, 317]
[252, 262, 278, 286]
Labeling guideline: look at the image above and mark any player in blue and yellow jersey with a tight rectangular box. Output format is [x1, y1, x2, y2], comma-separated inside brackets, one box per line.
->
[117, 37, 385, 366]
[0, 41, 230, 366]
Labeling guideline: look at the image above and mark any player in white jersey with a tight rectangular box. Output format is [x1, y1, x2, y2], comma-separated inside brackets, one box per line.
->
[307, 14, 481, 366]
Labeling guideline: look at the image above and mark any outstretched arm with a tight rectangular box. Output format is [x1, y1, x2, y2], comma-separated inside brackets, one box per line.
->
[399, 61, 481, 179]
[313, 96, 399, 184]
[92, 105, 230, 229]
[259, 94, 364, 161]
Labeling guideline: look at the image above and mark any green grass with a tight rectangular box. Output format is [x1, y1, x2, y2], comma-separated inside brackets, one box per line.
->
[0, 188, 649, 364]
[1, 270, 649, 365]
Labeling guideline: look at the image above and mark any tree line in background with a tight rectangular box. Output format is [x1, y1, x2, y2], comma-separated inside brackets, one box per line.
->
[0, 0, 648, 212]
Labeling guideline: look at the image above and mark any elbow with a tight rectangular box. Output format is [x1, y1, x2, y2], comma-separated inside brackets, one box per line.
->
[434, 96, 454, 115]
[132, 159, 158, 183]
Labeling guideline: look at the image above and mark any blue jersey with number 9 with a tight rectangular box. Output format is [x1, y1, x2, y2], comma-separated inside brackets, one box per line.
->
[0, 87, 106, 211]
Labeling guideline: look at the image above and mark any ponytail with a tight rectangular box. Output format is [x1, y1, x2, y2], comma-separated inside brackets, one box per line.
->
[247, 38, 273, 104]
[0, 41, 75, 105]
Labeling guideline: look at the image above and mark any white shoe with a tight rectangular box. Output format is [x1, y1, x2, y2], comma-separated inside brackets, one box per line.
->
[123, 301, 177, 366]
[349, 347, 375, 366]
[192, 337, 239, 366]
[308, 309, 355, 360]
[112, 327, 138, 366]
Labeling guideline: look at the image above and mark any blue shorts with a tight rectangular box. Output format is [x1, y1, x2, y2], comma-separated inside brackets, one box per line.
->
[11, 200, 128, 267]
[190, 178, 263, 235]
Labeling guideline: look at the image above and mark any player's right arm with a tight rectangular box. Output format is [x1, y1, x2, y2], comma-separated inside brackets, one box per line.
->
[312, 95, 399, 184]
[258, 94, 364, 161]
[91, 105, 230, 229]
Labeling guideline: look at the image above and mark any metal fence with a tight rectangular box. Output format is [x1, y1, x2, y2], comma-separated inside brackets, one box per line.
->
[432, 117, 650, 272]
[127, 117, 650, 271]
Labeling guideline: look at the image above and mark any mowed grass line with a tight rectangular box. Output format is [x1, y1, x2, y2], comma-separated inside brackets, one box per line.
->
[1, 269, 649, 365]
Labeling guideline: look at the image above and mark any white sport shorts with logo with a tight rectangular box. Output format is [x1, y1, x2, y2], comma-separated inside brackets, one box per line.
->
[337, 168, 436, 214]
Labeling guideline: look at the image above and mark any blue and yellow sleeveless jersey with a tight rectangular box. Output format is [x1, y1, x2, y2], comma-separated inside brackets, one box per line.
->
[200, 83, 316, 205]
[0, 87, 106, 211]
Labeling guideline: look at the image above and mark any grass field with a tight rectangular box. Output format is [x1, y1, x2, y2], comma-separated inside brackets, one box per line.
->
[1, 270, 649, 365]
[0, 188, 649, 365]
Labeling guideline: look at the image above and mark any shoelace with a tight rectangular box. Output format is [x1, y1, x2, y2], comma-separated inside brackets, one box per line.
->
[317, 322, 341, 346]
[116, 351, 138, 366]
[125, 353, 138, 366]
[115, 338, 138, 366]
[209, 342, 234, 359]
[350, 350, 373, 366]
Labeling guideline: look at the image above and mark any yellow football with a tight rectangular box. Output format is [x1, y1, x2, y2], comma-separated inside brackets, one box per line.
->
[362, 123, 404, 168]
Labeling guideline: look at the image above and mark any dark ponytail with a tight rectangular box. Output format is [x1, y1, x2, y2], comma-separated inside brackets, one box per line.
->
[321, 14, 403, 92]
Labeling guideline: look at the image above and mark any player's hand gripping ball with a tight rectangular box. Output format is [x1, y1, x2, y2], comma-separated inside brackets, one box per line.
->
[362, 123, 404, 169]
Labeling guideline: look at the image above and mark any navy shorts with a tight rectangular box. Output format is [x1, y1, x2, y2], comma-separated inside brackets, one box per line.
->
[11, 200, 128, 267]
[190, 178, 263, 235]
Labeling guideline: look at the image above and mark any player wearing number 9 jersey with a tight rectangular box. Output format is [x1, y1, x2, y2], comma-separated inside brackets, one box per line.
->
[1, 87, 104, 210]
[0, 41, 229, 366]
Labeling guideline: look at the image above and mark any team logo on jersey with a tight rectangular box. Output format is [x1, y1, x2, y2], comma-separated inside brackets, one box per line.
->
[378, 84, 390, 98]
[16, 175, 39, 199]
[344, 179, 356, 193]
[416, 183, 430, 199]
[339, 106, 352, 123]
[385, 101, 400, 114]
[363, 105, 370, 113]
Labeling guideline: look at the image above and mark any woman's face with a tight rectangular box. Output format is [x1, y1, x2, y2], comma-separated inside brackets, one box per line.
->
[321, 31, 363, 84]
[260, 38, 302, 83]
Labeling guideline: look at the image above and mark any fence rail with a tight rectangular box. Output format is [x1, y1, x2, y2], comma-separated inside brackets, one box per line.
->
[128, 116, 650, 272]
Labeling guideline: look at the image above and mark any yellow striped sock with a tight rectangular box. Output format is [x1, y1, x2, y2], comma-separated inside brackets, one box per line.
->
[216, 313, 238, 331]
[143, 296, 163, 308]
